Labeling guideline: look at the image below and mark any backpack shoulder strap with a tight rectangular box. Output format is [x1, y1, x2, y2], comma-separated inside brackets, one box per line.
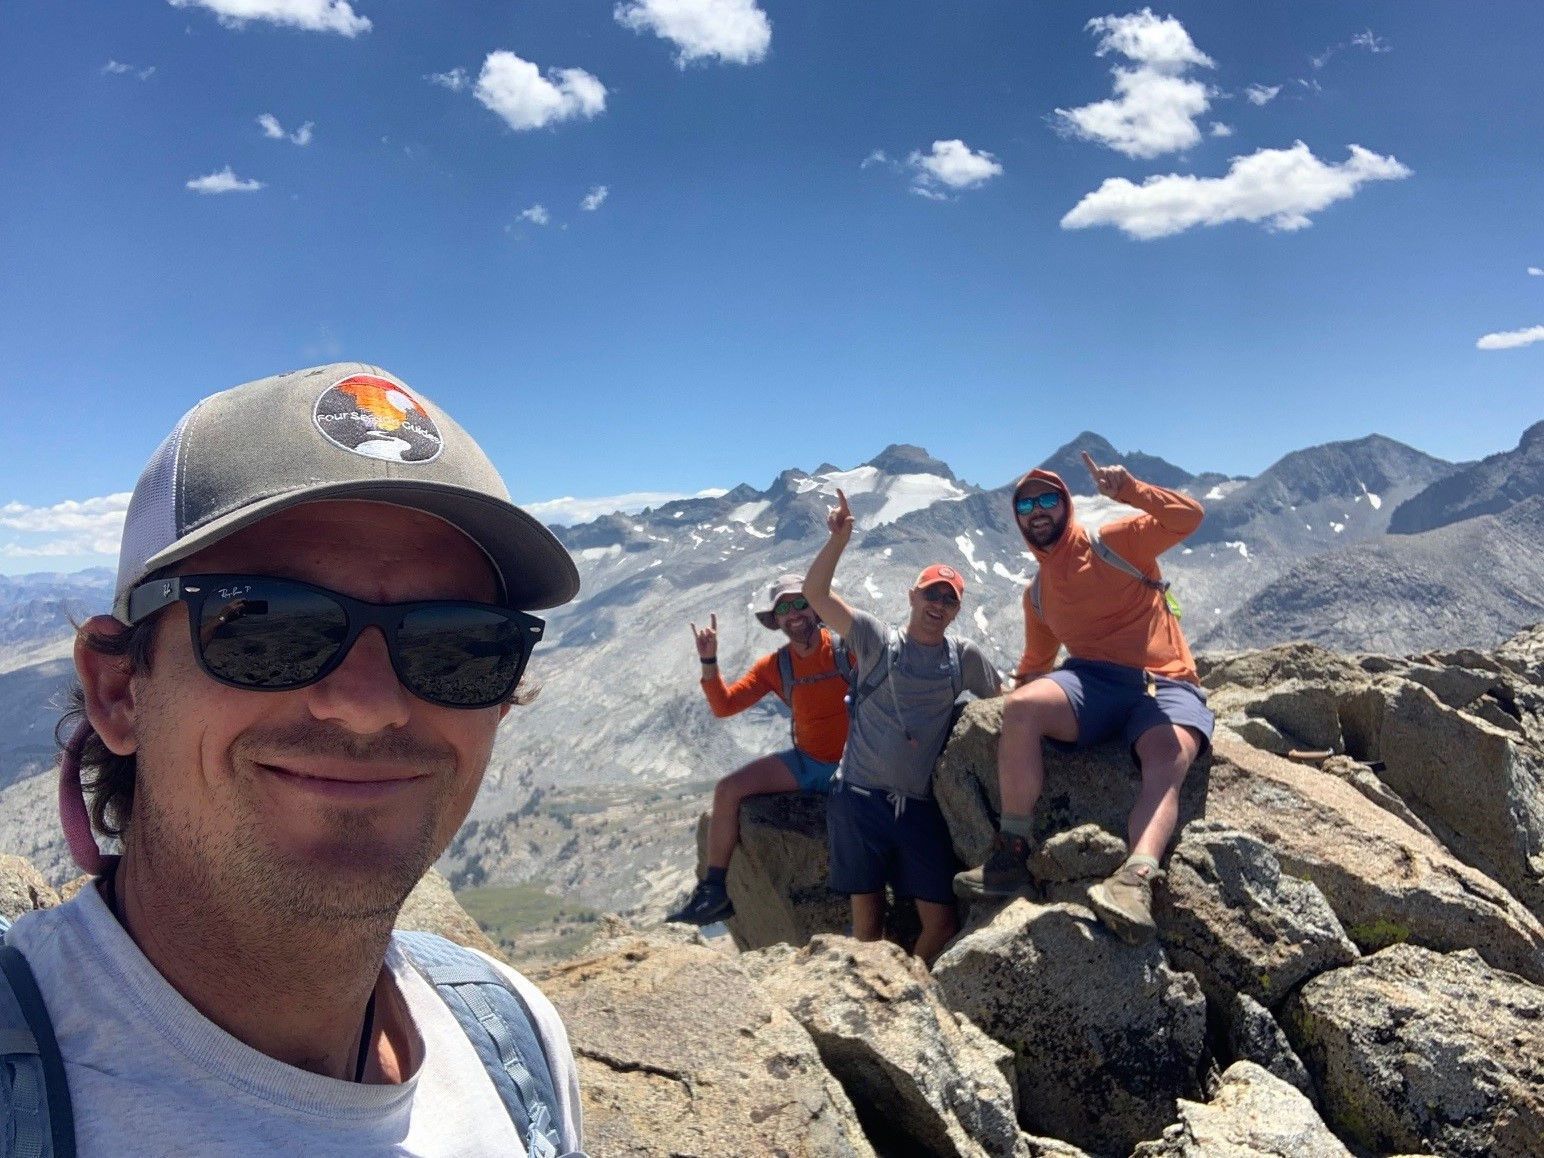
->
[1089, 528, 1169, 592]
[1028, 572, 1042, 620]
[825, 632, 856, 683]
[773, 645, 794, 706]
[1, 938, 75, 1158]
[395, 931, 565, 1158]
[847, 629, 901, 715]
[946, 637, 963, 699]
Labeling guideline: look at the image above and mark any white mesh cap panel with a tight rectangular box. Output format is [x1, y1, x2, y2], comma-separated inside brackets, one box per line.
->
[113, 407, 196, 618]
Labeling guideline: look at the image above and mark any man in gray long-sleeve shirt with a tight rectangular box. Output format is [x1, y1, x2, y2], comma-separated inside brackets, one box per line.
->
[803, 489, 1001, 965]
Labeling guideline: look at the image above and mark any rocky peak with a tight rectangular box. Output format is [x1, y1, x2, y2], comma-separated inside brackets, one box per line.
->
[1039, 431, 1196, 495]
[863, 443, 957, 481]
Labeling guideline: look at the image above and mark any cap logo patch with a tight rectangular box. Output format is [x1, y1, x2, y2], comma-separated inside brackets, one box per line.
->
[313, 374, 444, 463]
[936, 566, 957, 579]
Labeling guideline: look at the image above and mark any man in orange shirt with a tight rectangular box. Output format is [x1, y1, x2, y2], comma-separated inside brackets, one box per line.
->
[666, 574, 852, 925]
[955, 453, 1214, 944]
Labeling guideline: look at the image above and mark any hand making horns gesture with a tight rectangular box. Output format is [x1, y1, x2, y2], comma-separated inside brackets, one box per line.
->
[1081, 450, 1131, 499]
[690, 614, 718, 659]
[827, 488, 855, 538]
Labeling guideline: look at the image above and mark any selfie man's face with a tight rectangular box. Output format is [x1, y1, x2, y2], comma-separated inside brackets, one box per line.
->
[117, 500, 508, 921]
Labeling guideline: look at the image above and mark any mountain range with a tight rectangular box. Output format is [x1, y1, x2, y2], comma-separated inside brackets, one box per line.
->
[2, 419, 1542, 909]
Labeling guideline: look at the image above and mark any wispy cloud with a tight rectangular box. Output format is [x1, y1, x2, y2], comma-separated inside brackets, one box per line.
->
[523, 489, 728, 526]
[1052, 8, 1215, 159]
[614, 0, 771, 67]
[580, 185, 609, 211]
[1350, 30, 1392, 55]
[860, 149, 890, 169]
[907, 140, 1003, 199]
[257, 113, 313, 146]
[0, 493, 131, 559]
[1210, 122, 1233, 138]
[102, 60, 156, 80]
[1245, 83, 1281, 106]
[425, 67, 469, 92]
[1061, 141, 1411, 240]
[186, 165, 265, 194]
[1476, 325, 1544, 351]
[166, 0, 371, 37]
[473, 51, 606, 132]
[518, 204, 550, 225]
[1528, 266, 1543, 277]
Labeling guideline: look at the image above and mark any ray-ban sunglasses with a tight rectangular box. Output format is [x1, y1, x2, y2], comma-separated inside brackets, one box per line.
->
[126, 574, 544, 709]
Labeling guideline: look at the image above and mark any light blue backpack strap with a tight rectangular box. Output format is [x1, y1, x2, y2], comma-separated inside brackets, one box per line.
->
[395, 931, 566, 1158]
[946, 637, 963, 699]
[773, 645, 794, 706]
[1090, 528, 1169, 591]
[847, 629, 900, 715]
[827, 633, 856, 684]
[1, 936, 74, 1158]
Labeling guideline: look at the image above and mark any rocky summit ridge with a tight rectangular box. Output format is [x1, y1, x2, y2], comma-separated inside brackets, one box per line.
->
[7, 623, 1543, 1156]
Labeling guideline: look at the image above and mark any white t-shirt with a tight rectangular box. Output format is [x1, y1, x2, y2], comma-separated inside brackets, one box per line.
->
[4, 886, 583, 1157]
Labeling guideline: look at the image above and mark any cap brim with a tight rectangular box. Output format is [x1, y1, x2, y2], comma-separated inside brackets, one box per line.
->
[124, 480, 579, 616]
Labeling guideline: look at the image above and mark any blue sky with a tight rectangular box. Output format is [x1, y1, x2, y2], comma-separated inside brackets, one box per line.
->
[2, 1, 1541, 573]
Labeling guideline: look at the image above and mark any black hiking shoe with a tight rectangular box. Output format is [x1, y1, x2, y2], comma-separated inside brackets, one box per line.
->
[666, 879, 734, 926]
[953, 832, 1035, 899]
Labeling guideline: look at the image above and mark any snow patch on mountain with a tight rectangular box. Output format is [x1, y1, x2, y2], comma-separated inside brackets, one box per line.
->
[728, 500, 771, 524]
[954, 534, 987, 574]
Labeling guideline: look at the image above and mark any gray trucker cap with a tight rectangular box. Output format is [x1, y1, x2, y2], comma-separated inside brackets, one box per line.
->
[112, 362, 580, 621]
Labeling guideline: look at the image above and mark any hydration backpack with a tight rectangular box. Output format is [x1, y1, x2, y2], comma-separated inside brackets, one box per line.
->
[771, 631, 856, 750]
[0, 917, 581, 1158]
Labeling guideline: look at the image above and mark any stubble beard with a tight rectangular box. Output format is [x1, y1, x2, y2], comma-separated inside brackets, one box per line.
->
[131, 722, 465, 930]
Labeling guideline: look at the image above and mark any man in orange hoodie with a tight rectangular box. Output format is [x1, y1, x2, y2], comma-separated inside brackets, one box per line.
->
[954, 452, 1214, 944]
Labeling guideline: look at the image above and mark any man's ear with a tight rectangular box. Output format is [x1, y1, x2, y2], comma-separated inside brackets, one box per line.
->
[75, 615, 140, 757]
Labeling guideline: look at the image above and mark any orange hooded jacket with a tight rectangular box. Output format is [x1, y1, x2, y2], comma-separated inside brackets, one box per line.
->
[1015, 468, 1203, 684]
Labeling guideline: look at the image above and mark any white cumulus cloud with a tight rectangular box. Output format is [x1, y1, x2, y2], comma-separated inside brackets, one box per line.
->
[581, 185, 609, 211]
[1476, 325, 1544, 351]
[1210, 122, 1233, 137]
[167, 0, 370, 36]
[1061, 141, 1411, 240]
[186, 165, 265, 194]
[1053, 7, 1215, 159]
[426, 67, 469, 91]
[614, 0, 771, 67]
[0, 493, 131, 559]
[518, 204, 550, 225]
[257, 113, 313, 145]
[473, 51, 606, 132]
[907, 140, 1003, 198]
[1245, 83, 1281, 106]
[1528, 266, 1543, 277]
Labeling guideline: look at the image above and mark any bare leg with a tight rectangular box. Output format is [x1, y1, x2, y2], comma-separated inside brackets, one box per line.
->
[997, 680, 1080, 817]
[850, 893, 885, 941]
[704, 754, 802, 870]
[1128, 725, 1203, 860]
[912, 899, 959, 966]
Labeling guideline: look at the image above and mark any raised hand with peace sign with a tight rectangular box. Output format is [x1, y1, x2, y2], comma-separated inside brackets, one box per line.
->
[1081, 450, 1132, 499]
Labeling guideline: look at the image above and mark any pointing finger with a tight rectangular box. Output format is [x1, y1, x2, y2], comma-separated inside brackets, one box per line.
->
[1080, 450, 1100, 476]
[710, 613, 717, 631]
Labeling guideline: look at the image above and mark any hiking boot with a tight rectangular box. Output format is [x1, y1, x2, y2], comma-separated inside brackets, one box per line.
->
[953, 832, 1035, 899]
[1087, 859, 1162, 945]
[666, 879, 734, 926]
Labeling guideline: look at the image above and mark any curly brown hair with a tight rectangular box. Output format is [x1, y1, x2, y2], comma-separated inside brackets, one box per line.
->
[58, 617, 158, 838]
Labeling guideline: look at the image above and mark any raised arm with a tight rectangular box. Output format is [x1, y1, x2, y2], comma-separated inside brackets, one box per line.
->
[693, 613, 773, 717]
[802, 488, 857, 639]
[1080, 450, 1203, 559]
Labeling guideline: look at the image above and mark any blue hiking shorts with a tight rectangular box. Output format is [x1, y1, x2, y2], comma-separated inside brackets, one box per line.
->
[1043, 658, 1214, 761]
[775, 748, 841, 794]
[825, 779, 959, 905]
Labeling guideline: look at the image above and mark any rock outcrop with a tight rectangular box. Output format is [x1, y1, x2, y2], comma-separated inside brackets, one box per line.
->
[1284, 943, 1544, 1156]
[1132, 1061, 1352, 1157]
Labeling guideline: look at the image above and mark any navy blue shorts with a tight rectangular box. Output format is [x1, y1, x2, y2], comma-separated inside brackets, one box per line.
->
[1043, 658, 1214, 759]
[774, 748, 840, 794]
[825, 780, 959, 905]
